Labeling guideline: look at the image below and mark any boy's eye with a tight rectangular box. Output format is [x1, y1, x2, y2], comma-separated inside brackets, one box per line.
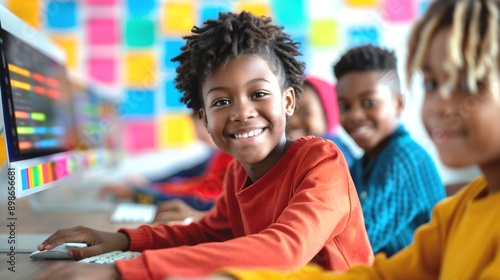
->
[362, 99, 377, 108]
[339, 104, 349, 112]
[212, 99, 230, 107]
[252, 91, 266, 98]
[423, 80, 437, 91]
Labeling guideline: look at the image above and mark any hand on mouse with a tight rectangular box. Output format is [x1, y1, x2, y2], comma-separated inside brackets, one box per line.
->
[34, 262, 119, 280]
[37, 226, 130, 260]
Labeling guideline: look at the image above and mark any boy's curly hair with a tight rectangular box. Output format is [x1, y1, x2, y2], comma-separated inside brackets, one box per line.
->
[333, 44, 401, 96]
[171, 11, 305, 111]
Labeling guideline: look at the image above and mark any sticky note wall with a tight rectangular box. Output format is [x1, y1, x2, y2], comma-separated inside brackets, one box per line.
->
[0, 0, 422, 154]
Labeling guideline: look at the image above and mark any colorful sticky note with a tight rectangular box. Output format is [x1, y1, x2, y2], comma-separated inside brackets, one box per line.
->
[165, 80, 184, 108]
[271, 0, 307, 31]
[126, 0, 156, 16]
[235, 1, 271, 17]
[293, 34, 309, 60]
[46, 0, 77, 29]
[348, 25, 380, 47]
[87, 57, 116, 84]
[310, 19, 339, 47]
[161, 2, 196, 35]
[419, 0, 431, 17]
[158, 114, 196, 148]
[382, 0, 416, 23]
[345, 0, 378, 7]
[163, 39, 184, 70]
[124, 121, 156, 153]
[200, 3, 232, 24]
[124, 52, 157, 87]
[125, 18, 156, 48]
[83, 0, 118, 6]
[0, 130, 6, 169]
[86, 18, 120, 45]
[120, 89, 156, 117]
[50, 35, 79, 69]
[7, 0, 41, 28]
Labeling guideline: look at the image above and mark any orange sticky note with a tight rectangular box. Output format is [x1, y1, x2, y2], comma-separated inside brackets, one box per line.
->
[310, 19, 339, 47]
[50, 35, 79, 69]
[0, 131, 7, 169]
[7, 0, 41, 29]
[235, 1, 271, 17]
[124, 52, 157, 87]
[161, 1, 196, 35]
[158, 114, 196, 148]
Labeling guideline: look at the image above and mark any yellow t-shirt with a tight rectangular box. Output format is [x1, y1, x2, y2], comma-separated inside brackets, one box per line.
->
[225, 176, 500, 279]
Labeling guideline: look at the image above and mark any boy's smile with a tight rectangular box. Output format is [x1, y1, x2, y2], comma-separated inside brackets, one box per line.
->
[200, 54, 295, 180]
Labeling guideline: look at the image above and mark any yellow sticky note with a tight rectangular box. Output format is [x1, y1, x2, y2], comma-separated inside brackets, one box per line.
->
[0, 131, 7, 169]
[161, 1, 196, 35]
[310, 19, 339, 47]
[7, 0, 41, 29]
[345, 0, 379, 8]
[124, 52, 157, 87]
[50, 36, 79, 69]
[158, 114, 196, 148]
[235, 1, 271, 17]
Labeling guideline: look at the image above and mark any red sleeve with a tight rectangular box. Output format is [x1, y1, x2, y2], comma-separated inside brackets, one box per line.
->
[154, 152, 233, 200]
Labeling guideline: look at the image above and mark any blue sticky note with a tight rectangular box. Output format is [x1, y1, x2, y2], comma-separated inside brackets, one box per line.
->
[165, 80, 184, 108]
[348, 26, 380, 47]
[292, 34, 308, 61]
[200, 5, 231, 24]
[120, 90, 155, 117]
[126, 0, 156, 16]
[46, 0, 77, 29]
[419, 0, 430, 17]
[163, 39, 184, 70]
[271, 0, 307, 31]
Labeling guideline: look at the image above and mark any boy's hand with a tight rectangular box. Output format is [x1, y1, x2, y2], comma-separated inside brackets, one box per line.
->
[35, 263, 119, 280]
[37, 227, 130, 260]
[153, 199, 206, 223]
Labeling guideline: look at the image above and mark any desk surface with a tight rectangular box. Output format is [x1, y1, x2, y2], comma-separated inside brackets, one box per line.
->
[0, 197, 147, 280]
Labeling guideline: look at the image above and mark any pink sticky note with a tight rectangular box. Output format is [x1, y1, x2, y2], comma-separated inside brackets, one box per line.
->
[83, 0, 118, 6]
[86, 18, 120, 45]
[124, 121, 156, 153]
[87, 57, 116, 83]
[382, 0, 416, 23]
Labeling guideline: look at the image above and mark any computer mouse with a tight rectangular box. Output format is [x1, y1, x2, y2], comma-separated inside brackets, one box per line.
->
[30, 242, 88, 260]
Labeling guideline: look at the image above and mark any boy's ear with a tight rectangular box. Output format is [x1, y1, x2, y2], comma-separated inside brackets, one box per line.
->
[199, 108, 209, 129]
[395, 92, 405, 117]
[283, 87, 295, 117]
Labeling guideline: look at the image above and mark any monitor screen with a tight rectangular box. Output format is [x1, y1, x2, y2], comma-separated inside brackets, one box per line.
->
[0, 5, 78, 197]
[1, 32, 75, 161]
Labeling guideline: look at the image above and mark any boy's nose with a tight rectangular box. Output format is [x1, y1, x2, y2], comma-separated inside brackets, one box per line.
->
[347, 105, 366, 122]
[230, 100, 257, 122]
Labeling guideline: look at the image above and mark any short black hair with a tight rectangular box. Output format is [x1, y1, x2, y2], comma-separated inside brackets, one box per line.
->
[333, 44, 401, 95]
[171, 11, 306, 112]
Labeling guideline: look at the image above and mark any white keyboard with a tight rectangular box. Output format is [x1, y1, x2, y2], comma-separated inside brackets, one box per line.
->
[110, 202, 157, 223]
[78, 251, 141, 264]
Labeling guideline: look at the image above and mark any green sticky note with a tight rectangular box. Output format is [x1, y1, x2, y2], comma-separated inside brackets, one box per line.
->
[125, 17, 156, 47]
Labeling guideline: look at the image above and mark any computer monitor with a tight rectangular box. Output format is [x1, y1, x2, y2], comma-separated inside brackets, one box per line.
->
[0, 4, 78, 198]
[69, 75, 121, 171]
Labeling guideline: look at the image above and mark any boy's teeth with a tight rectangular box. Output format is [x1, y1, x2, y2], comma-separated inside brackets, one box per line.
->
[235, 128, 263, 139]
